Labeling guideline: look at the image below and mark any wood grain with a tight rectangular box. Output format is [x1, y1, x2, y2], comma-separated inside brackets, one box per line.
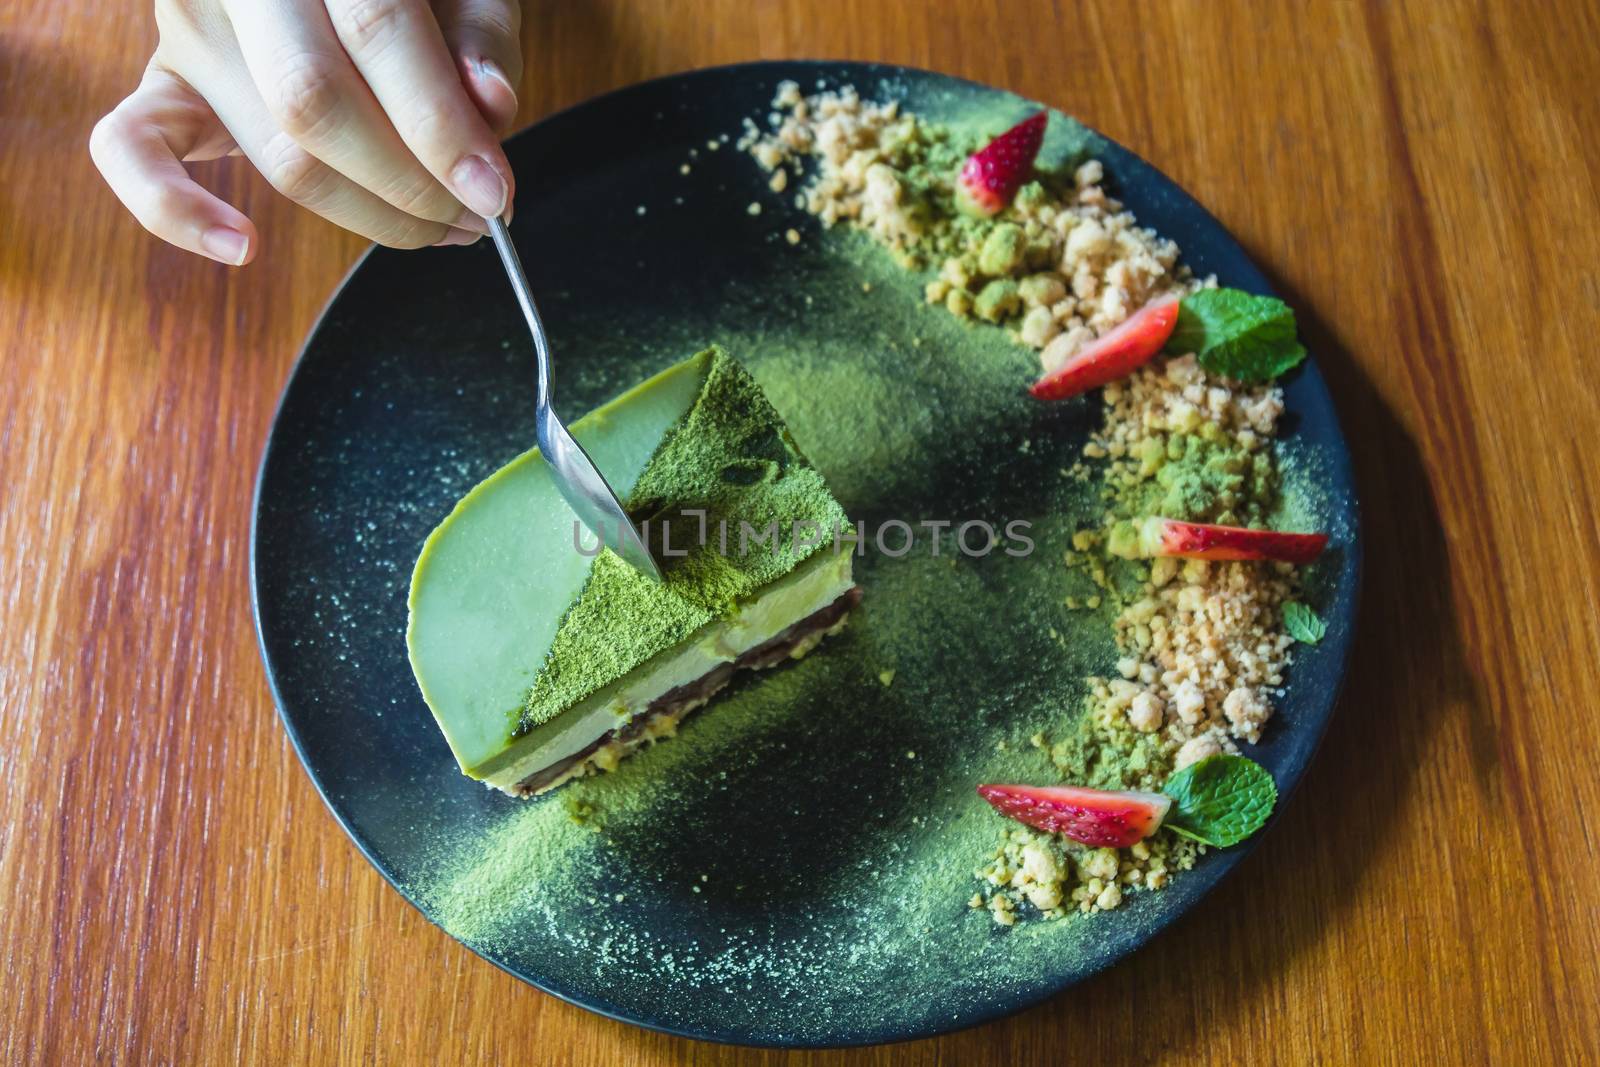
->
[3, 1, 1598, 1062]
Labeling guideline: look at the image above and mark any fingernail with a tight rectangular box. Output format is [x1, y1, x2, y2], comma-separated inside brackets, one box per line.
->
[452, 211, 492, 236]
[433, 226, 483, 248]
[201, 226, 249, 266]
[450, 154, 508, 220]
[474, 57, 518, 106]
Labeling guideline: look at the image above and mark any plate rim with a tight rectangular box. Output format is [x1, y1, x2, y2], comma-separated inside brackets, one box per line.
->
[250, 57, 1364, 1049]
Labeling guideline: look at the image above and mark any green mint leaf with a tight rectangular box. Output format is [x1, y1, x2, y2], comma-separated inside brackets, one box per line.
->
[1162, 754, 1277, 847]
[1168, 288, 1307, 383]
[1283, 601, 1326, 645]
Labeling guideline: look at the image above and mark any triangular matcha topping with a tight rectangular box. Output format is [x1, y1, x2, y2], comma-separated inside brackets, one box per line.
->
[515, 347, 848, 734]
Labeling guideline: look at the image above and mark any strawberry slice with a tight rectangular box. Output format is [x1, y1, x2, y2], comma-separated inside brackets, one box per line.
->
[977, 783, 1171, 848]
[956, 111, 1048, 216]
[1029, 298, 1180, 400]
[1122, 517, 1329, 564]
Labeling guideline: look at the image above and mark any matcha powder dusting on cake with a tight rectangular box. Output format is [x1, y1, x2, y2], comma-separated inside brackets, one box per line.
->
[515, 347, 848, 735]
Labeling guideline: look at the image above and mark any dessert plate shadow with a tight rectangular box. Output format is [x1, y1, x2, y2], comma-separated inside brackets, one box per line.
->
[252, 60, 1361, 1048]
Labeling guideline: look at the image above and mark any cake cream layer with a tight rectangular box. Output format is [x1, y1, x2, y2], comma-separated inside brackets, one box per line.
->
[481, 548, 853, 792]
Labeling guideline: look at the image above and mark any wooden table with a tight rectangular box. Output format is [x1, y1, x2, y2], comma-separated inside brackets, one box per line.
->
[5, 1, 1598, 1062]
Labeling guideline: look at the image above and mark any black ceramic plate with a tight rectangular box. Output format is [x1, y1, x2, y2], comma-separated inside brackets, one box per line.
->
[253, 61, 1360, 1047]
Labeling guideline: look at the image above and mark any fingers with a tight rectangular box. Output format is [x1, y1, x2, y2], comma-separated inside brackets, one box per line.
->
[178, 47, 467, 250]
[435, 0, 522, 134]
[94, 2, 510, 259]
[220, 0, 483, 233]
[89, 63, 258, 266]
[324, 0, 515, 219]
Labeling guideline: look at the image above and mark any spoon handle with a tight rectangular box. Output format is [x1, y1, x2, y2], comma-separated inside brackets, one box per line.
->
[487, 215, 552, 415]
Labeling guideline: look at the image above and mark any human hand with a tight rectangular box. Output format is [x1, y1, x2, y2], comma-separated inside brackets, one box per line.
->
[90, 1, 522, 266]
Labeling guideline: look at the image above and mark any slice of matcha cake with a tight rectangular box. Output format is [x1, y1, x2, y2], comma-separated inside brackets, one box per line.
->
[407, 347, 859, 795]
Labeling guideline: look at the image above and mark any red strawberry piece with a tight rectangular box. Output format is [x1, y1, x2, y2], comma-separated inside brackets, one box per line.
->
[1029, 298, 1180, 400]
[956, 111, 1048, 216]
[1140, 517, 1329, 564]
[977, 783, 1171, 848]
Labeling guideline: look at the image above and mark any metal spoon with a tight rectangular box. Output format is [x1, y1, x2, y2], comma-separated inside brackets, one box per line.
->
[486, 216, 662, 581]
